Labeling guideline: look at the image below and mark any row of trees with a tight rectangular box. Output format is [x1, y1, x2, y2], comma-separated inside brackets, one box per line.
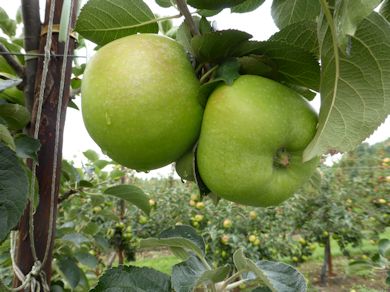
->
[1, 139, 388, 290]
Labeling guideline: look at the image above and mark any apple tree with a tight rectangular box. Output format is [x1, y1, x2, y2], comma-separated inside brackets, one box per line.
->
[0, 0, 390, 291]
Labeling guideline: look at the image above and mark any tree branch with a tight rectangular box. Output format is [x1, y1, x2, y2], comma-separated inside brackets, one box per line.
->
[21, 0, 41, 112]
[58, 189, 78, 203]
[176, 0, 199, 36]
[0, 43, 24, 77]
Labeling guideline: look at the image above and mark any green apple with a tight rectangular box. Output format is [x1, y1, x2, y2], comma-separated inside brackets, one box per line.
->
[223, 219, 232, 229]
[197, 75, 319, 207]
[81, 34, 203, 171]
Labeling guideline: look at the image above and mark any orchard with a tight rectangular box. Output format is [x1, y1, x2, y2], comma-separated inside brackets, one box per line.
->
[0, 0, 390, 291]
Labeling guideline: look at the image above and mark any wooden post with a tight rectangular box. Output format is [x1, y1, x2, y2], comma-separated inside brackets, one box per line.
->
[13, 0, 78, 289]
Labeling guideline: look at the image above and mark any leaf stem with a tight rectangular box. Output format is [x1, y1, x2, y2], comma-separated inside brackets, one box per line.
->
[175, 0, 199, 36]
[200, 65, 218, 84]
[199, 255, 212, 270]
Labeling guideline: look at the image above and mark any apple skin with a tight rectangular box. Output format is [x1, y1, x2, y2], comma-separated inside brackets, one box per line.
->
[81, 34, 203, 171]
[197, 75, 319, 207]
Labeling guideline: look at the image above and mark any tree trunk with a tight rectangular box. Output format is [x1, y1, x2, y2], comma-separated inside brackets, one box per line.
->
[319, 235, 332, 286]
[326, 236, 334, 276]
[13, 0, 78, 289]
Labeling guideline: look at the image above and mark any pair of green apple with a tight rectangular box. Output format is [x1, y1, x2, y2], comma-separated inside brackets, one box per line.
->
[81, 34, 319, 207]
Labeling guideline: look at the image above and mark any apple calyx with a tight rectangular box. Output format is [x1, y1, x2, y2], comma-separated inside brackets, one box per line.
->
[273, 147, 291, 168]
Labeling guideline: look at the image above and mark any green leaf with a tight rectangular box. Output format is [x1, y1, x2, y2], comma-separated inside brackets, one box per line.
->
[0, 77, 22, 92]
[74, 251, 99, 268]
[72, 64, 86, 77]
[141, 237, 204, 260]
[78, 180, 93, 187]
[255, 261, 307, 292]
[234, 250, 306, 292]
[16, 7, 22, 24]
[94, 234, 110, 252]
[171, 255, 228, 292]
[83, 149, 99, 162]
[198, 9, 223, 17]
[0, 103, 30, 130]
[81, 221, 100, 235]
[56, 257, 82, 289]
[215, 59, 241, 85]
[75, 0, 158, 46]
[282, 83, 317, 101]
[68, 100, 79, 110]
[235, 40, 320, 91]
[14, 135, 41, 162]
[187, 0, 246, 10]
[334, 0, 382, 51]
[0, 280, 7, 291]
[61, 233, 90, 247]
[0, 87, 25, 105]
[71, 78, 81, 89]
[104, 184, 150, 215]
[94, 159, 110, 170]
[61, 160, 80, 182]
[378, 239, 390, 259]
[199, 17, 213, 34]
[160, 225, 205, 254]
[176, 22, 194, 55]
[380, 0, 390, 22]
[140, 225, 205, 260]
[158, 17, 173, 35]
[171, 255, 206, 292]
[238, 55, 275, 77]
[0, 7, 16, 36]
[271, 0, 320, 29]
[0, 124, 15, 150]
[269, 21, 319, 57]
[303, 12, 390, 161]
[0, 37, 23, 65]
[91, 265, 171, 292]
[155, 0, 173, 8]
[191, 29, 252, 63]
[0, 142, 29, 242]
[231, 0, 265, 13]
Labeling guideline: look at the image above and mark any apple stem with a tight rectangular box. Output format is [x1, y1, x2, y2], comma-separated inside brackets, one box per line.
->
[273, 147, 291, 168]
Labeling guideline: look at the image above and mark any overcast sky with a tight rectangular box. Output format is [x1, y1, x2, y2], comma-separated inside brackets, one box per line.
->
[0, 0, 389, 177]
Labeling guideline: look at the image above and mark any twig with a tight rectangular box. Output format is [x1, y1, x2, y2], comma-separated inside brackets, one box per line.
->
[0, 43, 24, 77]
[58, 189, 78, 203]
[176, 0, 199, 36]
[107, 252, 116, 268]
